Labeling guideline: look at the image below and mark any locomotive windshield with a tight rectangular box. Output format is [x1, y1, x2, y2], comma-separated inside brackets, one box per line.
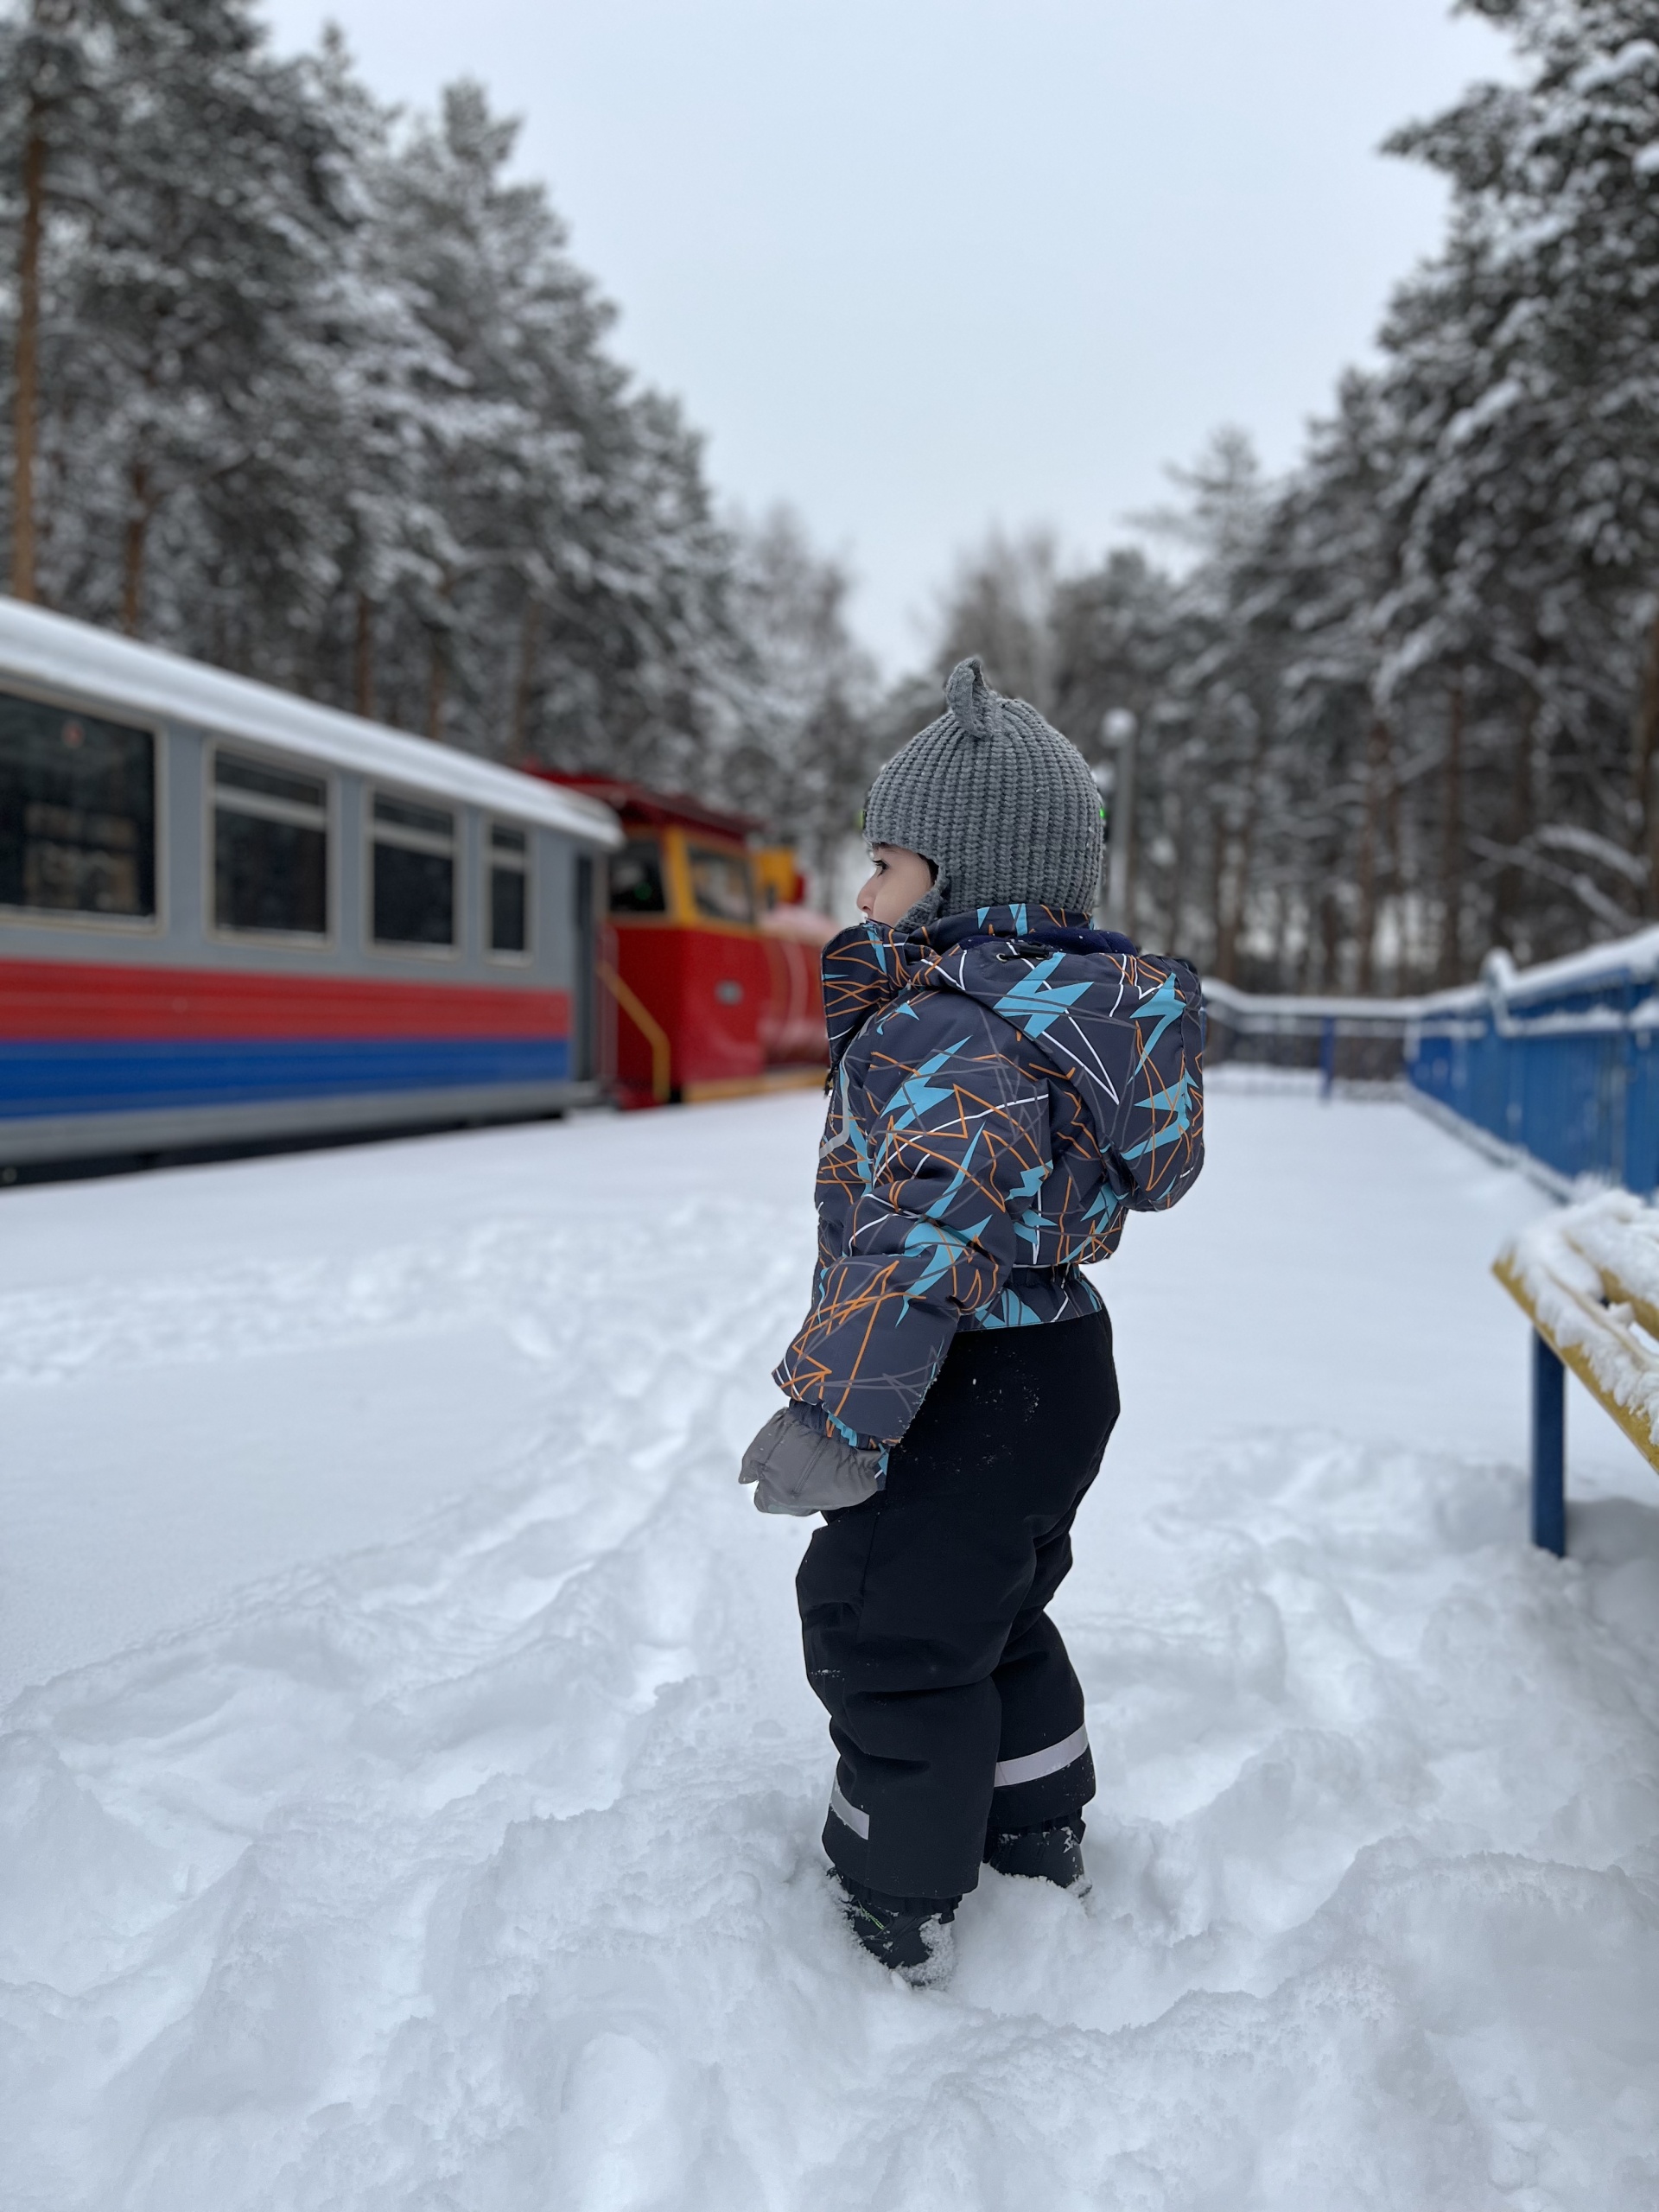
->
[688, 845, 755, 925]
[610, 840, 666, 914]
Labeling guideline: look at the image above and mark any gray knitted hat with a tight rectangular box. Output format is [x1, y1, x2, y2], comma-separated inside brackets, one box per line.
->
[864, 657, 1103, 924]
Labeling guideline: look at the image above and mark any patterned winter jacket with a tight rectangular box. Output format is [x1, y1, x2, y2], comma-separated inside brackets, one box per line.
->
[773, 903, 1205, 1450]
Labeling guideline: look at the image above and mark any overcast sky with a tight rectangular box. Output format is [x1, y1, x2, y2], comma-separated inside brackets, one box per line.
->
[262, 0, 1510, 671]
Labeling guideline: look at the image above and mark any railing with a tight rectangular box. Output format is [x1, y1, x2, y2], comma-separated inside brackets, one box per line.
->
[596, 957, 673, 1107]
[1405, 932, 1659, 1196]
[1203, 978, 1421, 1094]
[1205, 924, 1659, 1198]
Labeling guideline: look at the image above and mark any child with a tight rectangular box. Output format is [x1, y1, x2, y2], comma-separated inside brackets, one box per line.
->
[741, 656, 1205, 1980]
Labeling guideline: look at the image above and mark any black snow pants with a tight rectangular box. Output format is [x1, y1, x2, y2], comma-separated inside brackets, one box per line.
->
[797, 1306, 1120, 1904]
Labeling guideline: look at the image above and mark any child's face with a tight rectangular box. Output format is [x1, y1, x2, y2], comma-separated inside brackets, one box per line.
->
[857, 845, 936, 924]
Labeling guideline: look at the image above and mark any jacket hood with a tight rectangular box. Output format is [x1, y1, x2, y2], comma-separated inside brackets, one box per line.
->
[822, 903, 1200, 1159]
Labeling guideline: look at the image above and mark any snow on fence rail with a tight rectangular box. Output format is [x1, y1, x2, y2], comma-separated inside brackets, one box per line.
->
[1208, 923, 1659, 1196]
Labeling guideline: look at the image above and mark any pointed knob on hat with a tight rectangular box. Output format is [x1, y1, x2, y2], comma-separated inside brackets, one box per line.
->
[944, 655, 997, 740]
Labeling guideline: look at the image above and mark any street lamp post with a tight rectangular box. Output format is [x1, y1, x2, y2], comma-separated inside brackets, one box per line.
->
[1102, 708, 1138, 935]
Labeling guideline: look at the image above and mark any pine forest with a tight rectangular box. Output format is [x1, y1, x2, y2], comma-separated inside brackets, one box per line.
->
[4, 0, 1659, 990]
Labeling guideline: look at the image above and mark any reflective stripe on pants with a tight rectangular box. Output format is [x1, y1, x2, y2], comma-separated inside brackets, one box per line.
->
[993, 1722, 1090, 1791]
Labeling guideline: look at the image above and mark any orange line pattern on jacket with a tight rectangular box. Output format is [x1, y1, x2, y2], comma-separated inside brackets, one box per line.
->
[773, 905, 1205, 1448]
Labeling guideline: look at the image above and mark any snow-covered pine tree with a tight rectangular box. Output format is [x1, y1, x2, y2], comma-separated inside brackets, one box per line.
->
[279, 29, 456, 722]
[931, 528, 1066, 721]
[0, 0, 110, 605]
[3, 0, 356, 650]
[1248, 376, 1404, 991]
[1, 24, 807, 800]
[356, 80, 734, 775]
[1145, 430, 1287, 984]
[1049, 550, 1186, 948]
[1377, 0, 1659, 962]
[711, 505, 880, 905]
[989, 0, 1659, 988]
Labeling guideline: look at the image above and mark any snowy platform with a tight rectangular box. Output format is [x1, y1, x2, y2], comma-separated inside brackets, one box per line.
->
[3, 1083, 1658, 2207]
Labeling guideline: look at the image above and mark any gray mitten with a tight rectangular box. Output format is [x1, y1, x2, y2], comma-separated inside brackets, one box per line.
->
[739, 1404, 885, 1516]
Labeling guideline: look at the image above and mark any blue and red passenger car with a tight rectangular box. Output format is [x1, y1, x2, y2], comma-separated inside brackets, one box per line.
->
[0, 601, 619, 1173]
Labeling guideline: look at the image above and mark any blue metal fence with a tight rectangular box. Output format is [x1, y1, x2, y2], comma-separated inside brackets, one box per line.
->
[1406, 931, 1659, 1194]
[1205, 930, 1659, 1194]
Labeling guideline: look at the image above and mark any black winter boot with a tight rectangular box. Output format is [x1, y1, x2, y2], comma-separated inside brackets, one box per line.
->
[984, 1813, 1088, 1891]
[834, 1875, 958, 1982]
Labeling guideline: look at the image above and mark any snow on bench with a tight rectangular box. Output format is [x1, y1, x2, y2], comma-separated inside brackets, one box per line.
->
[1495, 1189, 1659, 1555]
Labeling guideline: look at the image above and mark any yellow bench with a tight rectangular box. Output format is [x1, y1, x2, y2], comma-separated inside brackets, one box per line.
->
[1494, 1191, 1659, 1554]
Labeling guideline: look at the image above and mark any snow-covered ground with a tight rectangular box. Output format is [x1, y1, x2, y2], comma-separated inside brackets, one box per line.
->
[3, 1083, 1658, 2209]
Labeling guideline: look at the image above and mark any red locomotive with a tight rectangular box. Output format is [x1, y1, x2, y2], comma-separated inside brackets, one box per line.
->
[533, 775, 836, 1109]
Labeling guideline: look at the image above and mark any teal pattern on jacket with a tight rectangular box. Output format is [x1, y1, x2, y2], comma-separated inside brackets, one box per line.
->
[773, 904, 1205, 1449]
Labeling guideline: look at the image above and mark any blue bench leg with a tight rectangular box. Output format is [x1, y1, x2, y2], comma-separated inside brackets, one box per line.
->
[1531, 1332, 1567, 1556]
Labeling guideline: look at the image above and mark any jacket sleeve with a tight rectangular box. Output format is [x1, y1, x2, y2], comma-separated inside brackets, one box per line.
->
[1107, 957, 1205, 1212]
[772, 998, 1048, 1449]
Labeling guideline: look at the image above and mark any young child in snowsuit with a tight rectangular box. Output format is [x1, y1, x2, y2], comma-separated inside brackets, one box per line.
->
[741, 656, 1205, 1980]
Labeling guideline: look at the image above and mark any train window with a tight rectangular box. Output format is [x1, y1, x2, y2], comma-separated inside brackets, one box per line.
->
[610, 839, 666, 914]
[488, 822, 528, 955]
[374, 794, 453, 840]
[217, 754, 326, 811]
[0, 690, 156, 918]
[213, 748, 327, 936]
[688, 845, 755, 925]
[372, 791, 454, 947]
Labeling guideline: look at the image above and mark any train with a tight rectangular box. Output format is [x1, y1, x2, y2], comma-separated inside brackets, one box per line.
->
[0, 600, 832, 1175]
[0, 598, 620, 1173]
[540, 773, 834, 1109]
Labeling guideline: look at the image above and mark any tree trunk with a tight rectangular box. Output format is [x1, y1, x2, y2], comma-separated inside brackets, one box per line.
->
[10, 116, 48, 601]
[1354, 715, 1391, 995]
[1320, 863, 1344, 993]
[1266, 877, 1290, 989]
[120, 457, 150, 636]
[1492, 686, 1541, 951]
[1632, 601, 1659, 917]
[425, 577, 454, 742]
[1104, 717, 1139, 934]
[510, 594, 542, 763]
[1383, 739, 1406, 991]
[353, 592, 376, 720]
[1204, 796, 1227, 975]
[1163, 769, 1191, 956]
[12, 0, 81, 601]
[426, 635, 448, 742]
[1215, 711, 1271, 985]
[1298, 887, 1321, 993]
[1436, 671, 1466, 987]
[1213, 832, 1241, 982]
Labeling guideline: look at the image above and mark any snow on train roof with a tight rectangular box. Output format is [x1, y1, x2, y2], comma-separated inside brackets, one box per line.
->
[0, 599, 621, 848]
